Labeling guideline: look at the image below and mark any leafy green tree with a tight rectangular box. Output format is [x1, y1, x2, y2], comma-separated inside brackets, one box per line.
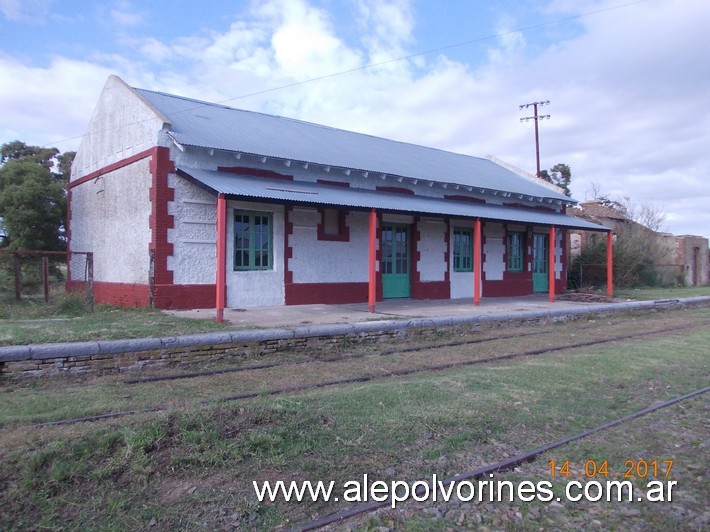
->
[0, 141, 73, 250]
[539, 163, 571, 197]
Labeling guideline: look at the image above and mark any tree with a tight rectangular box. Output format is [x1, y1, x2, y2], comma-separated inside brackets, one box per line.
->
[0, 140, 73, 250]
[539, 163, 571, 197]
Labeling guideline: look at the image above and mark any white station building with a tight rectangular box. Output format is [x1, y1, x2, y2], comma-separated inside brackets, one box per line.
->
[68, 75, 611, 317]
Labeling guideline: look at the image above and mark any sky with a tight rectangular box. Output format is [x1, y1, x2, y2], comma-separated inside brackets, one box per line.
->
[1, 0, 708, 238]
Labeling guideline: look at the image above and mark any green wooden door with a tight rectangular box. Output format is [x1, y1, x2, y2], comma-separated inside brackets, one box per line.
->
[381, 224, 410, 298]
[532, 233, 549, 292]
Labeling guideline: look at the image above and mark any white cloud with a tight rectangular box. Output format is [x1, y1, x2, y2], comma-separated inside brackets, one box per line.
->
[0, 0, 707, 237]
[110, 1, 144, 27]
[0, 0, 51, 22]
[0, 55, 114, 147]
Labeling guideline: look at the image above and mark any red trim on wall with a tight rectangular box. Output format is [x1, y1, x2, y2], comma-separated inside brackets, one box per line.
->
[91, 282, 151, 308]
[501, 224, 532, 288]
[368, 208, 377, 312]
[473, 218, 483, 306]
[411, 281, 450, 300]
[68, 148, 155, 189]
[557, 228, 568, 295]
[317, 179, 350, 187]
[480, 220, 487, 282]
[408, 218, 451, 300]
[411, 216, 421, 289]
[67, 146, 178, 309]
[317, 208, 350, 242]
[284, 206, 294, 284]
[376, 211, 383, 300]
[217, 166, 293, 180]
[70, 279, 205, 308]
[376, 186, 414, 195]
[149, 147, 175, 296]
[153, 284, 216, 309]
[444, 218, 450, 285]
[286, 282, 369, 305]
[482, 279, 532, 297]
[444, 195, 485, 204]
[65, 187, 74, 285]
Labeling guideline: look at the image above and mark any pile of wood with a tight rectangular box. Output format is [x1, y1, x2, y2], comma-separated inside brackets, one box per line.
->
[556, 291, 617, 303]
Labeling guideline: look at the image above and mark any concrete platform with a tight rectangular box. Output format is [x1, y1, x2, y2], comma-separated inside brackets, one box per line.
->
[164, 295, 615, 329]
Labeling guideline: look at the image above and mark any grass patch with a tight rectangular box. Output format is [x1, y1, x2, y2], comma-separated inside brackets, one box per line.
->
[615, 285, 710, 300]
[0, 311, 708, 529]
[0, 304, 230, 346]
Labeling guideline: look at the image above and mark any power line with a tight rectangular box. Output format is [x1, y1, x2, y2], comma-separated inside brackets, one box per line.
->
[46, 0, 647, 148]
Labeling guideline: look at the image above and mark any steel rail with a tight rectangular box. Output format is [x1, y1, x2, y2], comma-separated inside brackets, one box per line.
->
[294, 386, 710, 531]
[22, 319, 708, 429]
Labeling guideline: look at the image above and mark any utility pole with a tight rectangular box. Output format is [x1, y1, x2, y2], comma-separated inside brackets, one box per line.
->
[519, 100, 550, 177]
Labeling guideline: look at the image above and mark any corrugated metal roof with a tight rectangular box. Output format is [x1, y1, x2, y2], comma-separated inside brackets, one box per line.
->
[177, 168, 611, 232]
[135, 87, 571, 202]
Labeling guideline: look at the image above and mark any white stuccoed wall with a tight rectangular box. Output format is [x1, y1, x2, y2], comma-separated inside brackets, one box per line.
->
[167, 175, 285, 306]
[70, 159, 152, 283]
[167, 175, 217, 284]
[70, 76, 164, 181]
[483, 222, 505, 281]
[417, 219, 447, 282]
[289, 208, 370, 283]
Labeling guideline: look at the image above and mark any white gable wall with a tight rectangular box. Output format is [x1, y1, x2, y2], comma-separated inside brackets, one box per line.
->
[70, 158, 152, 283]
[71, 76, 165, 181]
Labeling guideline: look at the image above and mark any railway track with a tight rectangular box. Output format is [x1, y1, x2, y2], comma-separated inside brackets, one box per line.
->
[295, 386, 710, 531]
[2, 308, 708, 530]
[16, 312, 709, 429]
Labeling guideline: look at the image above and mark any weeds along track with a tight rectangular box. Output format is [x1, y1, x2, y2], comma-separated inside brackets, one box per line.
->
[295, 385, 710, 531]
[20, 311, 710, 429]
[122, 314, 708, 385]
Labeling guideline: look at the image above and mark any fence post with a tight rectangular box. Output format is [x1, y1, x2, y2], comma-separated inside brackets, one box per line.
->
[42, 256, 50, 303]
[13, 252, 21, 301]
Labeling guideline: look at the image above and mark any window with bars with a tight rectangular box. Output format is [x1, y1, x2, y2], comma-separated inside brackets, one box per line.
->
[507, 231, 524, 272]
[234, 211, 273, 270]
[453, 228, 473, 272]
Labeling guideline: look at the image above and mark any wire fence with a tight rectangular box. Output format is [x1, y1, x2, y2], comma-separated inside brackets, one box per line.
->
[568, 262, 685, 290]
[0, 250, 93, 309]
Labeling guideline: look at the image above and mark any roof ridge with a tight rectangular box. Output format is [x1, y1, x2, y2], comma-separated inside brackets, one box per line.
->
[133, 86, 491, 164]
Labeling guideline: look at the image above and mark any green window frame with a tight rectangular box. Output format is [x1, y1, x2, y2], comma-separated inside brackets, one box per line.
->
[507, 232, 524, 272]
[453, 228, 473, 272]
[234, 211, 273, 270]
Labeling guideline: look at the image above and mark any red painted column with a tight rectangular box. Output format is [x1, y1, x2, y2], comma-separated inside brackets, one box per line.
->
[607, 231, 614, 297]
[474, 218, 482, 306]
[548, 225, 556, 303]
[368, 208, 377, 313]
[215, 193, 227, 323]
